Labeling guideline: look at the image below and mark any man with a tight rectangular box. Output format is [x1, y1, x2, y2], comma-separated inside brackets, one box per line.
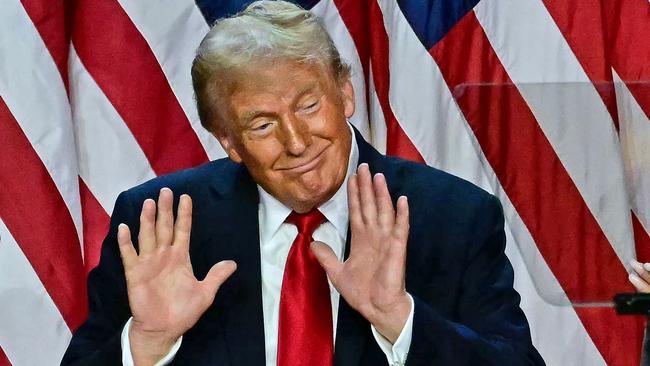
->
[62, 1, 544, 365]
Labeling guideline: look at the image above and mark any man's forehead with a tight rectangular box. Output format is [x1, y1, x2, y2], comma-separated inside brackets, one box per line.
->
[211, 59, 342, 130]
[227, 62, 334, 107]
[229, 60, 332, 93]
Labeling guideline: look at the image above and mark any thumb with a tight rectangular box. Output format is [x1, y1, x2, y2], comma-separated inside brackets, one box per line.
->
[311, 241, 343, 282]
[201, 260, 237, 300]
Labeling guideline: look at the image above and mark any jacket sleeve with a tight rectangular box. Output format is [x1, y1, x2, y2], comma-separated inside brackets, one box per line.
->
[405, 195, 545, 366]
[61, 191, 137, 366]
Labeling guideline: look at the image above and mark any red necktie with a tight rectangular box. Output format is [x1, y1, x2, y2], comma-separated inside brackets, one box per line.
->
[277, 209, 333, 366]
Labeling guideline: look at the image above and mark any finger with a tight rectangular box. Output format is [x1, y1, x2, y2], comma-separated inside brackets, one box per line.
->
[173, 194, 193, 251]
[373, 173, 394, 227]
[156, 188, 174, 248]
[201, 260, 237, 300]
[117, 224, 137, 268]
[357, 163, 377, 224]
[310, 241, 344, 285]
[347, 175, 363, 230]
[630, 260, 650, 284]
[629, 273, 650, 293]
[137, 199, 156, 255]
[393, 196, 410, 243]
[385, 196, 409, 280]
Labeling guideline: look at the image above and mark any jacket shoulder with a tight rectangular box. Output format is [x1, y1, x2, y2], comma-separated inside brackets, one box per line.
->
[382, 156, 495, 209]
[119, 158, 241, 202]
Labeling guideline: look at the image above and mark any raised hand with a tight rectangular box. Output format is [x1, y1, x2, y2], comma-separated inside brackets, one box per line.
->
[117, 188, 237, 365]
[311, 163, 411, 343]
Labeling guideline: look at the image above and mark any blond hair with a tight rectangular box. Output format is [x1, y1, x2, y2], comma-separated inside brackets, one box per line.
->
[191, 0, 351, 133]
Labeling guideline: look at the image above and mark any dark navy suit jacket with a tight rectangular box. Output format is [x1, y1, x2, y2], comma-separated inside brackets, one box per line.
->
[62, 132, 545, 365]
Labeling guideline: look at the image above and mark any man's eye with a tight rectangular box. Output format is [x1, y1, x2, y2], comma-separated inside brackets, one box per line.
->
[303, 100, 319, 111]
[253, 122, 272, 131]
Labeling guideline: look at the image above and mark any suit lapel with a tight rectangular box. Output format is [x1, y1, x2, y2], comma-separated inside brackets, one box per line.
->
[334, 228, 372, 366]
[355, 128, 403, 204]
[201, 165, 266, 366]
[333, 130, 391, 366]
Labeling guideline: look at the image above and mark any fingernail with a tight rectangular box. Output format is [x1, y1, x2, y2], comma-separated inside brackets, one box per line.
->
[631, 260, 644, 272]
[643, 263, 650, 272]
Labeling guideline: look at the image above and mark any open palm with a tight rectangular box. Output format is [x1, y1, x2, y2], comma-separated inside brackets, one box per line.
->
[311, 164, 411, 343]
[117, 188, 236, 363]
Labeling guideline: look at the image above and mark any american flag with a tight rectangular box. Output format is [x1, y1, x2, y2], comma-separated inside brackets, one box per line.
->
[0, 0, 648, 365]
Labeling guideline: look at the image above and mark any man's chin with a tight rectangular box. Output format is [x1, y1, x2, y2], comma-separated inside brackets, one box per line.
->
[266, 170, 343, 210]
[280, 186, 333, 212]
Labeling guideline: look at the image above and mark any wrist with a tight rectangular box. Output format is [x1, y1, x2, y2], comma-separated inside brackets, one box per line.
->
[129, 322, 178, 366]
[368, 293, 412, 344]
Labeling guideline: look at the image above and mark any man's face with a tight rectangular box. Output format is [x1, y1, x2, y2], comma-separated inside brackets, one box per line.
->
[214, 60, 355, 213]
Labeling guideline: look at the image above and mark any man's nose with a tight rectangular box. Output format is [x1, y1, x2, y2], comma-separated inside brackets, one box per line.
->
[281, 115, 311, 156]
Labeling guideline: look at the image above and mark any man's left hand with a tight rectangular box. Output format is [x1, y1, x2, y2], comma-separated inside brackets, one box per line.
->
[311, 163, 411, 343]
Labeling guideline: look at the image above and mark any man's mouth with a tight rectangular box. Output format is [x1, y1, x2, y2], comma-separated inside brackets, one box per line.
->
[279, 146, 329, 174]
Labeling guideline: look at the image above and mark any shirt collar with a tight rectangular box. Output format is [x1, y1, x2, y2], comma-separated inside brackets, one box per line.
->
[257, 123, 359, 244]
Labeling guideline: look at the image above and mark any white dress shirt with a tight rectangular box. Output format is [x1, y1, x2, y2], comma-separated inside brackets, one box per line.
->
[121, 125, 414, 366]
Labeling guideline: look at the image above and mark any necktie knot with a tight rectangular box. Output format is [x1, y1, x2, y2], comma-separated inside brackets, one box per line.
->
[286, 208, 326, 235]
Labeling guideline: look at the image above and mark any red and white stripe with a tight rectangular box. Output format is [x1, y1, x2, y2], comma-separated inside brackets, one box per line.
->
[0, 3, 86, 365]
[1, 0, 648, 365]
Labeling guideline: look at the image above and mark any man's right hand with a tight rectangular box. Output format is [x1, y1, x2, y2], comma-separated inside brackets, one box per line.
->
[117, 188, 237, 366]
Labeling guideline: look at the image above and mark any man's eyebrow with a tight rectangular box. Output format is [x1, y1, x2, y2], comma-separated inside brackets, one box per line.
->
[240, 110, 269, 124]
[239, 82, 322, 123]
[295, 82, 318, 98]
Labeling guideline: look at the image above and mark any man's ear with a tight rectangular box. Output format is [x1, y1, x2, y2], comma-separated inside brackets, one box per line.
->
[340, 78, 356, 118]
[213, 128, 243, 163]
